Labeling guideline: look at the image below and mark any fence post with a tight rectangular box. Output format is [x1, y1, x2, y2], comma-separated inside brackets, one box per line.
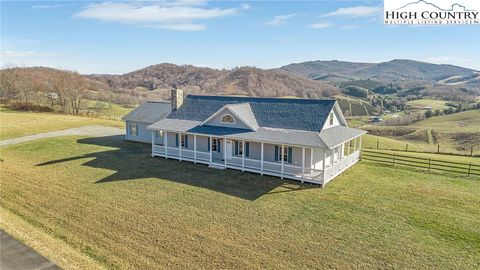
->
[437, 144, 440, 154]
[428, 158, 431, 172]
[392, 153, 396, 166]
[377, 141, 379, 150]
[467, 163, 471, 176]
[406, 144, 408, 152]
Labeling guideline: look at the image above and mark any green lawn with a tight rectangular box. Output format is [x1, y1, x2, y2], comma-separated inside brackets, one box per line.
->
[0, 106, 124, 140]
[1, 136, 479, 269]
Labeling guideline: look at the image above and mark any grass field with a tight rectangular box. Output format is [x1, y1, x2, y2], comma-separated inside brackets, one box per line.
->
[336, 96, 380, 116]
[82, 100, 133, 120]
[413, 110, 480, 132]
[0, 106, 124, 140]
[362, 110, 480, 156]
[1, 135, 479, 269]
[406, 99, 450, 111]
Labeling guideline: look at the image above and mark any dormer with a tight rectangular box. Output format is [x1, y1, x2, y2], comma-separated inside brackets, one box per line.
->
[200, 103, 259, 131]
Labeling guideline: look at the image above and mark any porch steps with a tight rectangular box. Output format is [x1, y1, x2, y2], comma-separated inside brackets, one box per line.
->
[208, 164, 226, 170]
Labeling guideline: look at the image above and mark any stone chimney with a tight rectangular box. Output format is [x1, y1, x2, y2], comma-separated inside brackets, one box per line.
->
[171, 89, 184, 111]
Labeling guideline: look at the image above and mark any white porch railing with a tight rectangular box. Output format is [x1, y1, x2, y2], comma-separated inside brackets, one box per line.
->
[323, 150, 360, 184]
[152, 145, 360, 185]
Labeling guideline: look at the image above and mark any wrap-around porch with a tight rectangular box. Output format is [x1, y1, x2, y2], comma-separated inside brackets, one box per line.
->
[150, 130, 362, 185]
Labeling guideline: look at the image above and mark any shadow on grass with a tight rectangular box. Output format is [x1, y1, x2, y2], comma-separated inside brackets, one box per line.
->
[37, 135, 317, 200]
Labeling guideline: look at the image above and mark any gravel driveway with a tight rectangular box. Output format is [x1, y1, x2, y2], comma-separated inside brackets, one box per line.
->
[0, 125, 124, 147]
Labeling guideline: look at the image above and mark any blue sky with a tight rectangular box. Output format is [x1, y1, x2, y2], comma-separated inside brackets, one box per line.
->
[1, 0, 479, 74]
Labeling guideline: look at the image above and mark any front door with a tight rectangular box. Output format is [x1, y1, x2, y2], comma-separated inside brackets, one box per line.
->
[226, 140, 233, 159]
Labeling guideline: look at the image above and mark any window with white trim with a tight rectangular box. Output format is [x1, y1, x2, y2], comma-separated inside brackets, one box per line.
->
[329, 112, 334, 126]
[212, 138, 218, 151]
[130, 123, 138, 135]
[181, 134, 187, 148]
[155, 130, 163, 140]
[221, 114, 235, 124]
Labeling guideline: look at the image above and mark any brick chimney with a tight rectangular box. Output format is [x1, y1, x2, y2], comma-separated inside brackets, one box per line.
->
[171, 89, 184, 111]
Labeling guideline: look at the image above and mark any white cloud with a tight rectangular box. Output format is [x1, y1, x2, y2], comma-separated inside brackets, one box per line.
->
[265, 13, 296, 26]
[1, 50, 58, 58]
[32, 4, 63, 9]
[321, 6, 382, 18]
[308, 22, 333, 29]
[74, 1, 247, 31]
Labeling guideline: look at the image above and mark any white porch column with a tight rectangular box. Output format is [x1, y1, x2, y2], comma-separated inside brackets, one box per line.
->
[193, 134, 197, 164]
[340, 144, 344, 169]
[151, 130, 155, 157]
[322, 150, 327, 182]
[209, 136, 212, 163]
[359, 136, 363, 160]
[301, 147, 305, 182]
[353, 137, 357, 152]
[280, 145, 284, 179]
[224, 138, 227, 166]
[260, 142, 264, 175]
[347, 139, 350, 156]
[165, 131, 168, 159]
[179, 133, 182, 161]
[242, 140, 245, 171]
[310, 148, 314, 170]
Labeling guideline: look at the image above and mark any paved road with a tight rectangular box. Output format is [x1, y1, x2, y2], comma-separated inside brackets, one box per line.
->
[0, 230, 61, 270]
[0, 125, 124, 147]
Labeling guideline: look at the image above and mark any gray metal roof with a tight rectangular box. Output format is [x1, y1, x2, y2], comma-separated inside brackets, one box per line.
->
[122, 101, 171, 123]
[149, 119, 325, 147]
[319, 125, 367, 149]
[167, 95, 336, 132]
[147, 95, 366, 149]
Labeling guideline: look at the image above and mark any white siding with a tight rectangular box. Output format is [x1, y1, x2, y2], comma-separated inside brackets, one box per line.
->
[203, 108, 251, 129]
[126, 121, 153, 144]
[322, 109, 342, 130]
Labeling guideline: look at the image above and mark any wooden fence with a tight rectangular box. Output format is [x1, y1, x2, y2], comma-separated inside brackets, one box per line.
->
[365, 141, 478, 157]
[361, 150, 480, 177]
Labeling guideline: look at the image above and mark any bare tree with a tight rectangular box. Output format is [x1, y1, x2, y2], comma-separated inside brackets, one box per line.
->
[14, 70, 35, 106]
[0, 68, 18, 102]
[64, 71, 86, 114]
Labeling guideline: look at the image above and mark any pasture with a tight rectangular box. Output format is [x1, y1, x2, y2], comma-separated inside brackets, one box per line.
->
[1, 134, 479, 269]
[0, 106, 124, 140]
[362, 110, 480, 156]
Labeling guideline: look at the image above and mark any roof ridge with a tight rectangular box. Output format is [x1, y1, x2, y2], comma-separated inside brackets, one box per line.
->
[186, 94, 336, 102]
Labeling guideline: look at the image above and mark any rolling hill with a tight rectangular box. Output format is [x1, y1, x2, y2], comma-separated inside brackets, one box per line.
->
[281, 59, 479, 86]
[90, 64, 339, 99]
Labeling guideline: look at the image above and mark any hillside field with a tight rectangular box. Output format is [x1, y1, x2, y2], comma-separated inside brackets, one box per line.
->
[362, 110, 480, 156]
[406, 99, 450, 111]
[1, 133, 479, 269]
[0, 106, 124, 140]
[336, 96, 380, 116]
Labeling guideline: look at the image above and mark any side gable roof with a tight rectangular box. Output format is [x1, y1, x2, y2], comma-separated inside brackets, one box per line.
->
[122, 101, 171, 123]
[200, 103, 259, 130]
[167, 95, 336, 132]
